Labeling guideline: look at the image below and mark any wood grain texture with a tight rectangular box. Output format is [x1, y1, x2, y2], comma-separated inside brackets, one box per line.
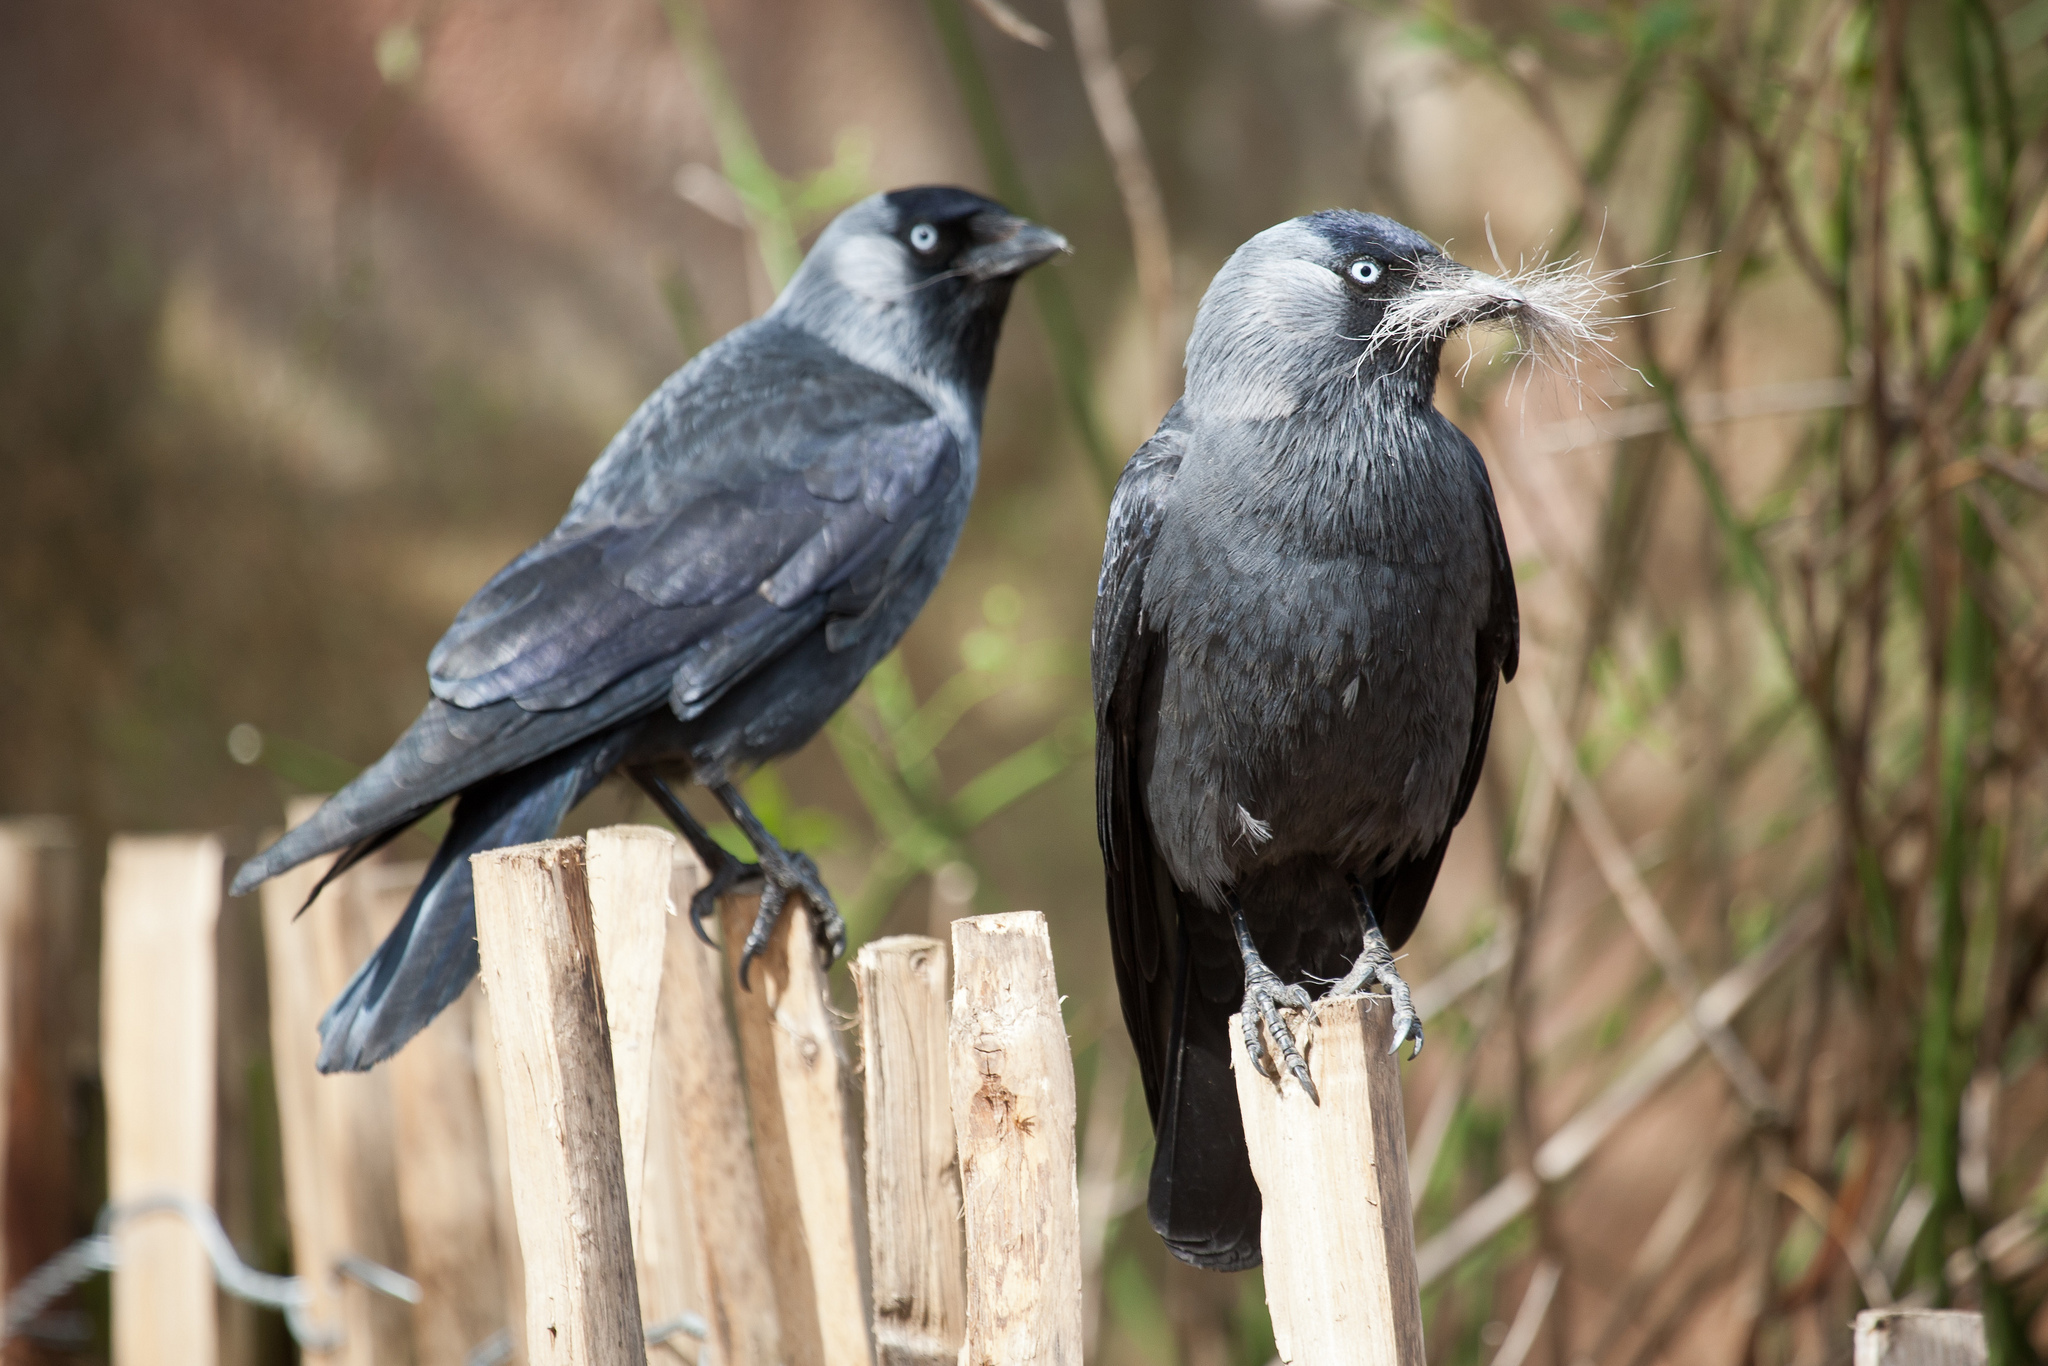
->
[472, 987, 529, 1364]
[1854, 1311, 1987, 1366]
[259, 798, 409, 1364]
[1232, 994, 1424, 1366]
[102, 834, 223, 1366]
[853, 936, 965, 1366]
[654, 853, 780, 1366]
[720, 895, 874, 1366]
[947, 912, 1083, 1366]
[0, 817, 82, 1307]
[390, 977, 511, 1366]
[379, 852, 504, 1365]
[585, 824, 676, 1250]
[472, 837, 646, 1366]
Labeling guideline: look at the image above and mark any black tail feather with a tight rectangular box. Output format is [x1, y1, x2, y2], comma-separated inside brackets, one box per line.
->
[1147, 920, 1264, 1271]
[313, 730, 631, 1072]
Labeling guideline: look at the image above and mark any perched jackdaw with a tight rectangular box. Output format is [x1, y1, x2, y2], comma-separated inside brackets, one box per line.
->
[1094, 211, 1538, 1271]
[234, 186, 1065, 1072]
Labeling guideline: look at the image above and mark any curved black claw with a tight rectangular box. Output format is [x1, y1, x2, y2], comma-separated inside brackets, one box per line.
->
[1241, 962, 1318, 1103]
[685, 852, 762, 948]
[734, 846, 846, 990]
[1337, 879, 1423, 1060]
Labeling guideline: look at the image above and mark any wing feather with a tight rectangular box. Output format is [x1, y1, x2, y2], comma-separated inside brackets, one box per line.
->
[1093, 402, 1189, 1116]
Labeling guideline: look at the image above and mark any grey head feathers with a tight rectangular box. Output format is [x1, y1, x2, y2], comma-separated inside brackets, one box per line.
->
[1180, 209, 1541, 423]
[774, 186, 1067, 436]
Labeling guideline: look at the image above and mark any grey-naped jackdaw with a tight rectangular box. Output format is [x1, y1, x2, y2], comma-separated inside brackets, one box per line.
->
[233, 186, 1066, 1073]
[1093, 210, 1525, 1271]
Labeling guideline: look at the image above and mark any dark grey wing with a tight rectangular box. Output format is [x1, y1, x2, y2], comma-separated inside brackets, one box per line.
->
[1092, 402, 1188, 1116]
[233, 339, 960, 895]
[1370, 433, 1520, 949]
[426, 415, 960, 719]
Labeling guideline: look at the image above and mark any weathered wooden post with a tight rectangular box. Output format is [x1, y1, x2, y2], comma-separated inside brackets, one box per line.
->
[378, 853, 512, 1365]
[259, 798, 409, 1363]
[0, 817, 83, 1300]
[1853, 1310, 1986, 1366]
[472, 837, 645, 1366]
[102, 834, 223, 1366]
[585, 825, 676, 1244]
[720, 894, 873, 1366]
[655, 851, 782, 1366]
[853, 935, 966, 1365]
[1232, 993, 1424, 1366]
[471, 989, 529, 1362]
[948, 912, 1083, 1366]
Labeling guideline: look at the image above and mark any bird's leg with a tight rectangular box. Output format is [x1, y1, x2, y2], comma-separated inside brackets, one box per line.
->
[1335, 877, 1423, 1059]
[707, 778, 846, 988]
[1228, 894, 1319, 1103]
[627, 767, 763, 948]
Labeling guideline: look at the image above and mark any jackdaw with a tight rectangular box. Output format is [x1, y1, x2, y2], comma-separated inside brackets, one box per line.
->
[233, 186, 1066, 1073]
[1093, 210, 1575, 1271]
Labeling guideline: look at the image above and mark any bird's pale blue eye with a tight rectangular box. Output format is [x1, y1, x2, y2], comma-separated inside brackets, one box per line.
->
[1348, 258, 1383, 287]
[909, 223, 940, 253]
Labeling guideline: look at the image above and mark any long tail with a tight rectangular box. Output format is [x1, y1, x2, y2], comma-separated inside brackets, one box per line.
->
[1147, 920, 1264, 1272]
[314, 730, 631, 1072]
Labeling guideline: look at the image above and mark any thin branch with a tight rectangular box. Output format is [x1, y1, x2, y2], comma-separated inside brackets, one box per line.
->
[1414, 904, 1826, 1287]
[1692, 60, 1842, 306]
[1063, 0, 1176, 414]
[1520, 676, 1782, 1120]
[966, 0, 1051, 48]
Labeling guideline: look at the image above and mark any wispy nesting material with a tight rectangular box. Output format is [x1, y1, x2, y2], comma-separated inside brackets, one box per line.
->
[1367, 253, 1631, 395]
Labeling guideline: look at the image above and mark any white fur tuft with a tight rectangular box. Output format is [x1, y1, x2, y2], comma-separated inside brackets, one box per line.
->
[1368, 252, 1623, 390]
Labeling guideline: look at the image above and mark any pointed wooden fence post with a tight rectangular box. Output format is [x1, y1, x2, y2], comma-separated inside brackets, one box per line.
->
[259, 798, 409, 1363]
[1853, 1310, 1986, 1366]
[655, 853, 781, 1366]
[854, 935, 966, 1366]
[1233, 993, 1424, 1366]
[378, 853, 513, 1366]
[102, 834, 223, 1366]
[719, 895, 873, 1366]
[472, 837, 645, 1366]
[948, 912, 1083, 1366]
[0, 817, 83, 1304]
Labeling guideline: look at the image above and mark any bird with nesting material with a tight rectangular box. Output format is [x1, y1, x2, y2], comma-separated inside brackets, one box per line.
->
[1093, 209, 1606, 1271]
[232, 186, 1066, 1073]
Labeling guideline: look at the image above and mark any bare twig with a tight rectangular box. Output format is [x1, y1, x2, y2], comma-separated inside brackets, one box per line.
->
[967, 0, 1051, 48]
[1519, 677, 1780, 1120]
[1062, 0, 1174, 414]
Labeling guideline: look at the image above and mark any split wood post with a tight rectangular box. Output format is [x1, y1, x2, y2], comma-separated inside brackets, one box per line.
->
[585, 825, 675, 1248]
[102, 834, 224, 1366]
[948, 912, 1083, 1366]
[472, 988, 529, 1363]
[1232, 993, 1424, 1366]
[655, 852, 780, 1366]
[0, 817, 83, 1299]
[258, 797, 408, 1364]
[472, 837, 645, 1366]
[1853, 1310, 1986, 1366]
[720, 894, 874, 1366]
[380, 856, 511, 1366]
[853, 936, 965, 1366]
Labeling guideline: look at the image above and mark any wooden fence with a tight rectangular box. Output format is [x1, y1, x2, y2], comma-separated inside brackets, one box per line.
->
[0, 808, 1996, 1365]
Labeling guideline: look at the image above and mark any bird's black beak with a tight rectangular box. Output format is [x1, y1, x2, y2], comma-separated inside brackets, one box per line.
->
[1434, 258, 1531, 326]
[960, 212, 1070, 282]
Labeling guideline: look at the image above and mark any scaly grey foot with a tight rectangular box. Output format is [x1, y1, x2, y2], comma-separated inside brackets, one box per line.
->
[710, 780, 846, 987]
[1229, 895, 1318, 1103]
[627, 767, 767, 950]
[1337, 878, 1422, 1058]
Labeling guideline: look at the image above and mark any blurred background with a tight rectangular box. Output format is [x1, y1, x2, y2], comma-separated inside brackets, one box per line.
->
[5, 0, 2048, 1362]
